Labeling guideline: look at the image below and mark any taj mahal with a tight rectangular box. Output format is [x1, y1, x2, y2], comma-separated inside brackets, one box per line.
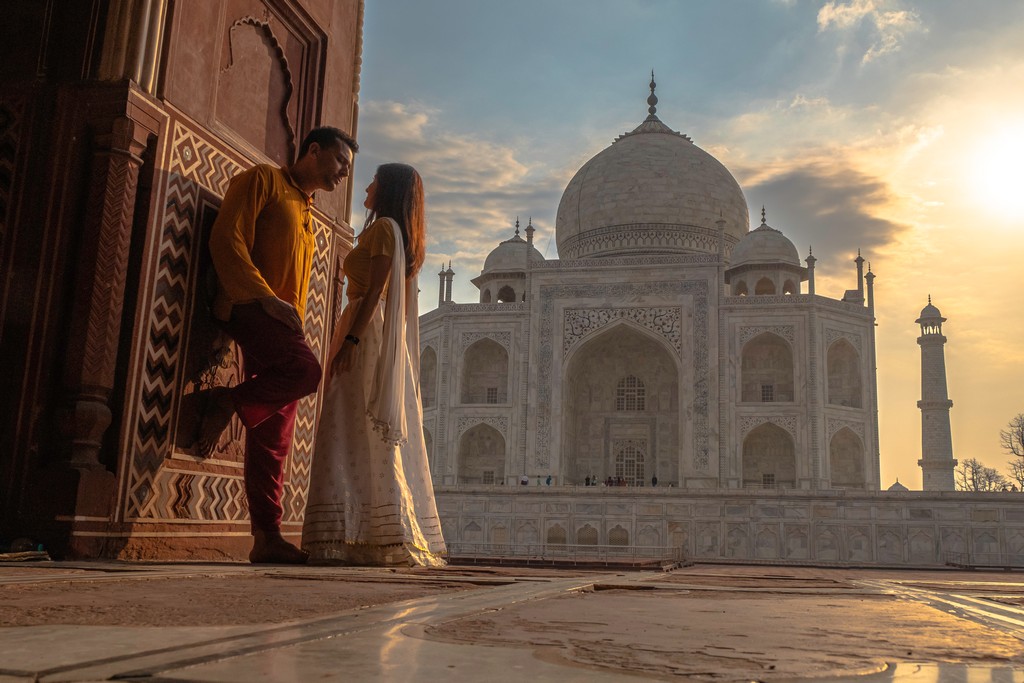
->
[421, 81, 1023, 567]
[420, 80, 879, 493]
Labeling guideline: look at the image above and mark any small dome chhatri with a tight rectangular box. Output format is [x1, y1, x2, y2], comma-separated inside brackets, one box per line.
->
[555, 76, 749, 260]
[918, 294, 943, 320]
[482, 217, 544, 273]
[728, 207, 800, 268]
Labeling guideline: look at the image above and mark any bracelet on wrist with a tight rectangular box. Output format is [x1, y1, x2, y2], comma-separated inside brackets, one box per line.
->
[344, 334, 360, 345]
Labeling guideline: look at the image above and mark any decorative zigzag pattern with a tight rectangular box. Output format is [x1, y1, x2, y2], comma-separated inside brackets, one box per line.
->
[285, 217, 333, 521]
[126, 169, 197, 519]
[125, 117, 335, 525]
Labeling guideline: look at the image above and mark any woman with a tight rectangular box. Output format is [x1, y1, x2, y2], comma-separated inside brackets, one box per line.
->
[302, 163, 446, 566]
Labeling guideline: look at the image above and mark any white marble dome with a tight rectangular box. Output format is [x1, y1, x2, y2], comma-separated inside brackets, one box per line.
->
[730, 218, 800, 267]
[555, 112, 749, 260]
[483, 232, 545, 273]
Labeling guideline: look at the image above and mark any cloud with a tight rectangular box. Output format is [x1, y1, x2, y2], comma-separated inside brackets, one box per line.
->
[736, 156, 909, 289]
[817, 0, 923, 63]
[355, 100, 575, 306]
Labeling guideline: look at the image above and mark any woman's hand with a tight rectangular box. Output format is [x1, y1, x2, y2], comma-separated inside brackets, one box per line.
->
[331, 340, 357, 376]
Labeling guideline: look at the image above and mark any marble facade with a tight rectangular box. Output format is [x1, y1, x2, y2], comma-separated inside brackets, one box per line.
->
[436, 487, 1024, 568]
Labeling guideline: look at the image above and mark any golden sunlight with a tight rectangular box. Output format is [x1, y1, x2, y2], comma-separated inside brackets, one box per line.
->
[967, 122, 1024, 222]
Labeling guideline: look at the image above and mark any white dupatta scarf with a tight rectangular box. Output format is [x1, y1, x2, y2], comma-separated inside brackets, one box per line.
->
[366, 218, 420, 446]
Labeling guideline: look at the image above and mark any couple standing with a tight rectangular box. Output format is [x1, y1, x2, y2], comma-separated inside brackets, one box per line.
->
[201, 126, 445, 567]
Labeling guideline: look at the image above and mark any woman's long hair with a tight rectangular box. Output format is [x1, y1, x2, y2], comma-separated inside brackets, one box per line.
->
[364, 163, 426, 277]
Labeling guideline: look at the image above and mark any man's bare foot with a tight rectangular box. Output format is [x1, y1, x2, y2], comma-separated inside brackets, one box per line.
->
[195, 386, 235, 457]
[249, 530, 309, 564]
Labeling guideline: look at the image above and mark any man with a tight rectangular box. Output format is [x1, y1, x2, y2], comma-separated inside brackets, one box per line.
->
[198, 126, 357, 564]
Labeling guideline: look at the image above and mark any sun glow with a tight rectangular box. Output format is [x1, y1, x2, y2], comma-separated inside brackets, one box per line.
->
[968, 122, 1024, 223]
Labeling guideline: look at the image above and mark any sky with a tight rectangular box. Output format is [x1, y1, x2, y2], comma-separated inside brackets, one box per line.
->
[352, 0, 1024, 489]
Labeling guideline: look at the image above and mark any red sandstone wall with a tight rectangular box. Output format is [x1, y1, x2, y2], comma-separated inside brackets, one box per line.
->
[0, 0, 363, 559]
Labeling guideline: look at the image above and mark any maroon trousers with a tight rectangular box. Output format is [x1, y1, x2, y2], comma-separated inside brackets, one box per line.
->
[223, 303, 322, 533]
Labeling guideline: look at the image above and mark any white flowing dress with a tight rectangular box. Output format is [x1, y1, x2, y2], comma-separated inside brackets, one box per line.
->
[302, 219, 446, 566]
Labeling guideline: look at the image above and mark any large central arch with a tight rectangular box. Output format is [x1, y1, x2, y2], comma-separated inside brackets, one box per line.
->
[562, 322, 680, 485]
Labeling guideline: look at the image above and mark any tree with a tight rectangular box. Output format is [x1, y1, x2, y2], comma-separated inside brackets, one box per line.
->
[954, 458, 1008, 492]
[1001, 413, 1024, 489]
[1009, 458, 1024, 490]
[1001, 413, 1024, 457]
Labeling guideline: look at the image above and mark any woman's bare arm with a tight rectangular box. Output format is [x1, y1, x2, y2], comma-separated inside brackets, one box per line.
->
[331, 253, 392, 375]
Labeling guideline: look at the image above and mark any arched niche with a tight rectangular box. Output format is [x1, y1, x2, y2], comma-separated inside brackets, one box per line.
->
[827, 339, 862, 408]
[497, 285, 516, 303]
[829, 427, 865, 489]
[547, 524, 567, 545]
[457, 423, 505, 485]
[577, 524, 598, 545]
[733, 280, 748, 296]
[742, 423, 796, 488]
[216, 19, 296, 166]
[755, 277, 775, 295]
[741, 333, 794, 402]
[783, 279, 798, 295]
[481, 289, 492, 303]
[420, 346, 437, 408]
[563, 323, 679, 485]
[461, 338, 508, 404]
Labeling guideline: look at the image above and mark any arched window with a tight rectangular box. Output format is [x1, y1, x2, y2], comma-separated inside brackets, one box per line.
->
[609, 525, 629, 546]
[755, 277, 775, 295]
[783, 279, 797, 295]
[481, 289, 492, 303]
[829, 428, 865, 488]
[497, 285, 516, 303]
[577, 524, 598, 546]
[741, 333, 794, 402]
[615, 375, 645, 411]
[827, 339, 862, 408]
[457, 423, 505, 485]
[461, 338, 509, 404]
[614, 440, 646, 486]
[547, 524, 566, 546]
[742, 423, 796, 489]
[733, 280, 748, 296]
[419, 346, 437, 408]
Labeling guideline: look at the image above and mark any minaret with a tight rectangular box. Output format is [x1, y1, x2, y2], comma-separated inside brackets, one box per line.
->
[444, 261, 455, 303]
[805, 247, 816, 296]
[916, 296, 956, 491]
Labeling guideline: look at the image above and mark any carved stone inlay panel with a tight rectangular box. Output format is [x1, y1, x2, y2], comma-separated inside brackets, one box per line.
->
[459, 331, 511, 354]
[456, 416, 509, 439]
[827, 418, 865, 441]
[825, 327, 863, 353]
[739, 416, 798, 439]
[563, 307, 682, 358]
[739, 325, 795, 347]
[537, 280, 709, 471]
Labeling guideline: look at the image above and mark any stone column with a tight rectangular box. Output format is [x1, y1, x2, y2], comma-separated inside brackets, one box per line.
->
[64, 112, 151, 472]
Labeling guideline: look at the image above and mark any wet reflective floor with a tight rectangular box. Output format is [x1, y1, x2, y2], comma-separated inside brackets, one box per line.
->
[0, 563, 1021, 682]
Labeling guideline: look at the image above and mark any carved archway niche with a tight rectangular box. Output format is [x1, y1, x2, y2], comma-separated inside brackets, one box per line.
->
[221, 15, 303, 165]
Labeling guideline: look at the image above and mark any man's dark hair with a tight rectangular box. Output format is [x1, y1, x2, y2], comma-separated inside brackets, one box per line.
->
[297, 126, 358, 159]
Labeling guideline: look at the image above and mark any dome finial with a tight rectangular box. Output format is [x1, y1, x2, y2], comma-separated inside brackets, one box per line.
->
[515, 216, 520, 236]
[761, 206, 767, 225]
[928, 293, 932, 305]
[647, 70, 658, 116]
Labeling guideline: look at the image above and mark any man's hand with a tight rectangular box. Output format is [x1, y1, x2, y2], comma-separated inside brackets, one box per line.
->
[259, 296, 303, 332]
